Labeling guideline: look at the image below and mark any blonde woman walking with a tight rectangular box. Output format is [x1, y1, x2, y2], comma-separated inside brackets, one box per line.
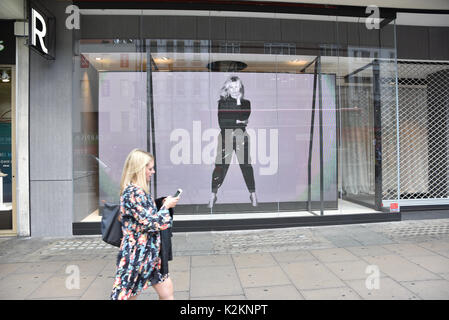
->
[111, 149, 179, 300]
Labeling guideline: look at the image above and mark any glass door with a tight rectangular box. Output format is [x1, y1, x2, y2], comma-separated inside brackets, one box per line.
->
[336, 16, 399, 215]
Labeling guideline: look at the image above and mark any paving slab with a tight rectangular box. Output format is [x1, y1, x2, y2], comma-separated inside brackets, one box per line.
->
[173, 233, 214, 256]
[169, 256, 191, 271]
[237, 266, 291, 288]
[279, 260, 345, 291]
[140, 290, 190, 300]
[170, 270, 191, 292]
[80, 275, 114, 300]
[191, 255, 233, 268]
[310, 248, 360, 263]
[0, 237, 54, 263]
[416, 240, 449, 258]
[232, 253, 277, 269]
[185, 233, 215, 252]
[311, 228, 362, 247]
[271, 250, 317, 263]
[193, 295, 246, 300]
[400, 280, 449, 300]
[362, 254, 442, 282]
[300, 287, 361, 300]
[317, 235, 362, 248]
[403, 255, 449, 274]
[55, 259, 110, 276]
[99, 259, 118, 278]
[0, 263, 27, 280]
[346, 245, 394, 258]
[324, 260, 384, 281]
[382, 243, 440, 257]
[345, 277, 420, 300]
[342, 226, 395, 246]
[10, 261, 66, 275]
[438, 273, 449, 281]
[190, 265, 243, 298]
[244, 285, 303, 300]
[0, 272, 53, 300]
[27, 274, 96, 299]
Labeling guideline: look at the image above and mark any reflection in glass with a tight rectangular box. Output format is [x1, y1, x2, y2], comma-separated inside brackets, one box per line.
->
[0, 67, 12, 230]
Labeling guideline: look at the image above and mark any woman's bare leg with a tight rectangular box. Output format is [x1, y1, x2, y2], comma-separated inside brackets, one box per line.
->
[153, 277, 174, 300]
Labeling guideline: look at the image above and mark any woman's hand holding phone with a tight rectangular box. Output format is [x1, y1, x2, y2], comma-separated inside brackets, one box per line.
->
[163, 189, 182, 209]
[163, 196, 179, 209]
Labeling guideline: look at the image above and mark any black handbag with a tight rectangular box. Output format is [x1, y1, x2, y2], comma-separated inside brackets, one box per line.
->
[101, 203, 122, 247]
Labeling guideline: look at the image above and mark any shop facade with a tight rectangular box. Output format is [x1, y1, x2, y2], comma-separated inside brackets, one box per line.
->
[1, 0, 449, 237]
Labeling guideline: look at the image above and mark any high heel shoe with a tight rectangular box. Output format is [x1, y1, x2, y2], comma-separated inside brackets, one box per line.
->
[207, 193, 217, 209]
[250, 192, 258, 207]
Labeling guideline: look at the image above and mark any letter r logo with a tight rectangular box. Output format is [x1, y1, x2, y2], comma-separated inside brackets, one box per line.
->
[31, 8, 48, 54]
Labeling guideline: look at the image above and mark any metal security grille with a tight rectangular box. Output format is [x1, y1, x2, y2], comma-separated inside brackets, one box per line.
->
[341, 59, 449, 207]
[383, 60, 449, 203]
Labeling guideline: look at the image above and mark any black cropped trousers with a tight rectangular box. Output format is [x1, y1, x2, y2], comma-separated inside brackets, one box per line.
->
[211, 128, 256, 193]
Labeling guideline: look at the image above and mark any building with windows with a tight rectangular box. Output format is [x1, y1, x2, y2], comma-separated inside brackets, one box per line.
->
[0, 0, 448, 237]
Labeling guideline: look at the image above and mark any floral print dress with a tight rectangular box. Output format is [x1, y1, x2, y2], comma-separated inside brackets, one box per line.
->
[111, 183, 172, 300]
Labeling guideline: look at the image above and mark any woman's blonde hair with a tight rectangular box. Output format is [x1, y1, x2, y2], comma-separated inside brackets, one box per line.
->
[219, 76, 244, 99]
[119, 148, 154, 195]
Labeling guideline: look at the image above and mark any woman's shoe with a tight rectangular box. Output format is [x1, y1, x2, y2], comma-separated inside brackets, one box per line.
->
[250, 192, 258, 207]
[207, 193, 217, 208]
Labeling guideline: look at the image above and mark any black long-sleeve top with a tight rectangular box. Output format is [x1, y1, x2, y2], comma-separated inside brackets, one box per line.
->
[217, 96, 251, 130]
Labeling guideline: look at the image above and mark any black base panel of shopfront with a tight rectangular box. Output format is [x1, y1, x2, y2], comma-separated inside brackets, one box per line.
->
[174, 201, 338, 214]
[72, 212, 401, 235]
[171, 212, 401, 232]
[401, 209, 449, 220]
[400, 205, 449, 212]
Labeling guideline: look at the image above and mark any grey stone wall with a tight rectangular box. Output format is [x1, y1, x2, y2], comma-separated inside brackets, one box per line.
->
[29, 0, 73, 237]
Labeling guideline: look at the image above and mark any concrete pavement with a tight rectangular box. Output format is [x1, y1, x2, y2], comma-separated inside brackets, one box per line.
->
[1, 217, 449, 300]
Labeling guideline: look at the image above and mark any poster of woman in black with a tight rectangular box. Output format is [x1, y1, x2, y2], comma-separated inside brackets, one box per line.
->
[208, 76, 257, 208]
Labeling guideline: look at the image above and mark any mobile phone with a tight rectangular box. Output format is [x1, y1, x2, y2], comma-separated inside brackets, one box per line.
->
[173, 189, 183, 197]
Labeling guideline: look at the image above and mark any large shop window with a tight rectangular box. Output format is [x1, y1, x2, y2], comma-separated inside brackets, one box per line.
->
[73, 11, 399, 224]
